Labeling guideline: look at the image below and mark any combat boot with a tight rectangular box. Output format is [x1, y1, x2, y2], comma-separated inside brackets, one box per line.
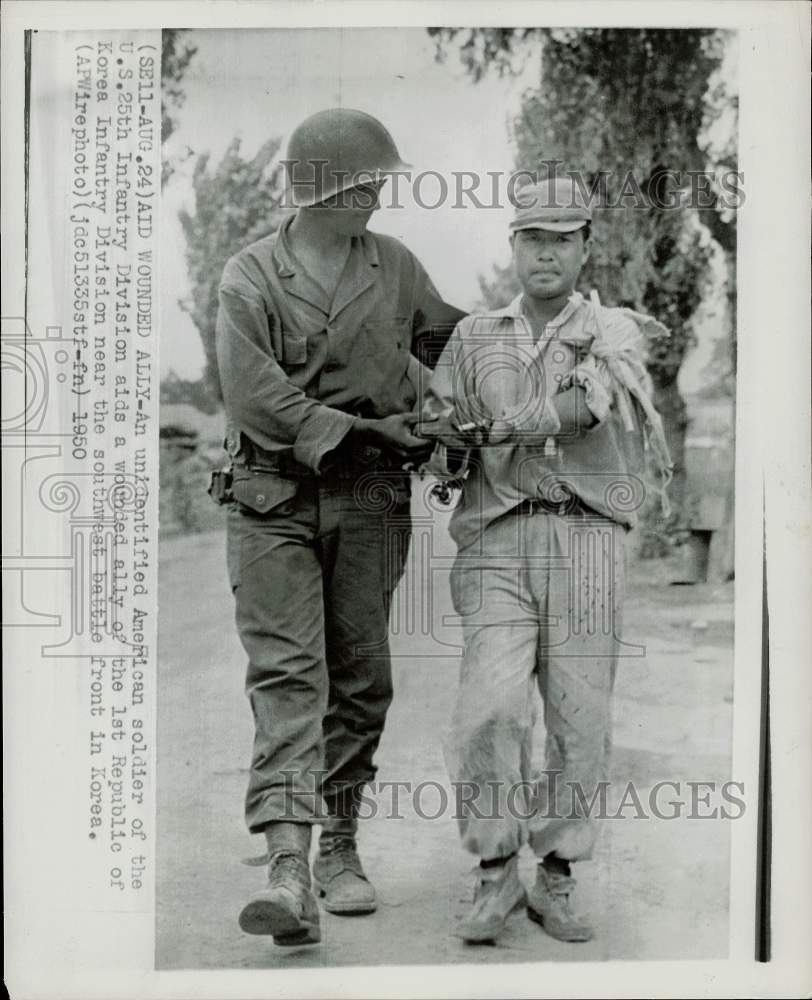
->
[238, 822, 321, 945]
[312, 833, 376, 914]
[456, 855, 526, 943]
[526, 864, 593, 942]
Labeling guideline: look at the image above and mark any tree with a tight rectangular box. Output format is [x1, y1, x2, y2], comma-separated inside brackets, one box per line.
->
[161, 29, 198, 187]
[178, 137, 288, 397]
[429, 28, 738, 533]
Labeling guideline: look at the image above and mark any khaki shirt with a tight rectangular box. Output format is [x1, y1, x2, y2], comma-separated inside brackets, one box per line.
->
[421, 292, 669, 549]
[216, 214, 464, 472]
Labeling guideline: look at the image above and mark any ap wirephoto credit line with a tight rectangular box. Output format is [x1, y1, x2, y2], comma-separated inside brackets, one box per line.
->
[15, 26, 161, 903]
[3, 4, 810, 1000]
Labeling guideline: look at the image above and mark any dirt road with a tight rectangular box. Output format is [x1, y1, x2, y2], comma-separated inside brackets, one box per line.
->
[156, 503, 734, 969]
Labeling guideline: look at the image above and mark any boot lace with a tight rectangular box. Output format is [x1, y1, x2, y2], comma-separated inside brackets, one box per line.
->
[544, 870, 576, 894]
[267, 850, 309, 889]
[320, 835, 364, 877]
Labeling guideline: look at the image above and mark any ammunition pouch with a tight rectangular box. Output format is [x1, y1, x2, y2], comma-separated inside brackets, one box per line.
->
[229, 467, 299, 514]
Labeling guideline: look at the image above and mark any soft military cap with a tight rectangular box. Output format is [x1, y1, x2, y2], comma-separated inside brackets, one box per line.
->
[510, 176, 592, 233]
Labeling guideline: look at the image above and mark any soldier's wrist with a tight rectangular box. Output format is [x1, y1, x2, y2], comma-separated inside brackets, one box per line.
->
[351, 416, 376, 441]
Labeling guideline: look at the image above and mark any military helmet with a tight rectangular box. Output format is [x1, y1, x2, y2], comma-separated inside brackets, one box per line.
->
[285, 108, 412, 208]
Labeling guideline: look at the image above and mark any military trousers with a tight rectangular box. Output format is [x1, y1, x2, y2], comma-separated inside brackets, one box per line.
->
[226, 473, 412, 834]
[444, 505, 625, 862]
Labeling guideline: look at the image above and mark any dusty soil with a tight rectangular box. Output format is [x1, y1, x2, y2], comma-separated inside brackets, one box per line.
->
[156, 501, 734, 969]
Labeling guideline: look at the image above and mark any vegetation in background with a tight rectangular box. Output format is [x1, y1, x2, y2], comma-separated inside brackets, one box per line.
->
[160, 370, 221, 414]
[178, 138, 288, 398]
[161, 28, 198, 187]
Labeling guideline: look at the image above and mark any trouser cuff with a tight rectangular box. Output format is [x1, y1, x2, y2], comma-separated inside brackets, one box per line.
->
[320, 815, 358, 839]
[263, 819, 313, 856]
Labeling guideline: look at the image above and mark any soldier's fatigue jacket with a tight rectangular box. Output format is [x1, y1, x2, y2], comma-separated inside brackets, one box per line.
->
[215, 214, 464, 833]
[216, 213, 462, 474]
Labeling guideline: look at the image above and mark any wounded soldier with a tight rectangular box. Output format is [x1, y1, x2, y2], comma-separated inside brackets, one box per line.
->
[418, 176, 672, 945]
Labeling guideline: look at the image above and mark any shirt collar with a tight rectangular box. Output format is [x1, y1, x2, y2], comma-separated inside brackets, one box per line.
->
[480, 290, 586, 325]
[272, 213, 298, 278]
[361, 230, 380, 268]
[272, 212, 380, 278]
[520, 291, 586, 329]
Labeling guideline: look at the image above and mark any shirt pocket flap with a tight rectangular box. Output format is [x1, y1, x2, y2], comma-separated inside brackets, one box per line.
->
[282, 331, 308, 366]
[231, 470, 298, 514]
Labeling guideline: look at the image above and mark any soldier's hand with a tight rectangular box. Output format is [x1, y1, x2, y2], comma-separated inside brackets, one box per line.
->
[357, 413, 433, 457]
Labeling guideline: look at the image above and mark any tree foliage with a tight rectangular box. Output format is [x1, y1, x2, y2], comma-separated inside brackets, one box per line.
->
[161, 29, 198, 187]
[178, 137, 288, 397]
[430, 27, 738, 530]
[428, 27, 538, 81]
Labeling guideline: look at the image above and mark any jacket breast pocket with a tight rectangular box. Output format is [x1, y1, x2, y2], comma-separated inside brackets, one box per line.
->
[281, 330, 308, 366]
[360, 316, 411, 359]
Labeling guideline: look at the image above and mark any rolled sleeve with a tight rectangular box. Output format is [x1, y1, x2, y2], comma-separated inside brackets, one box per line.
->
[292, 408, 357, 472]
